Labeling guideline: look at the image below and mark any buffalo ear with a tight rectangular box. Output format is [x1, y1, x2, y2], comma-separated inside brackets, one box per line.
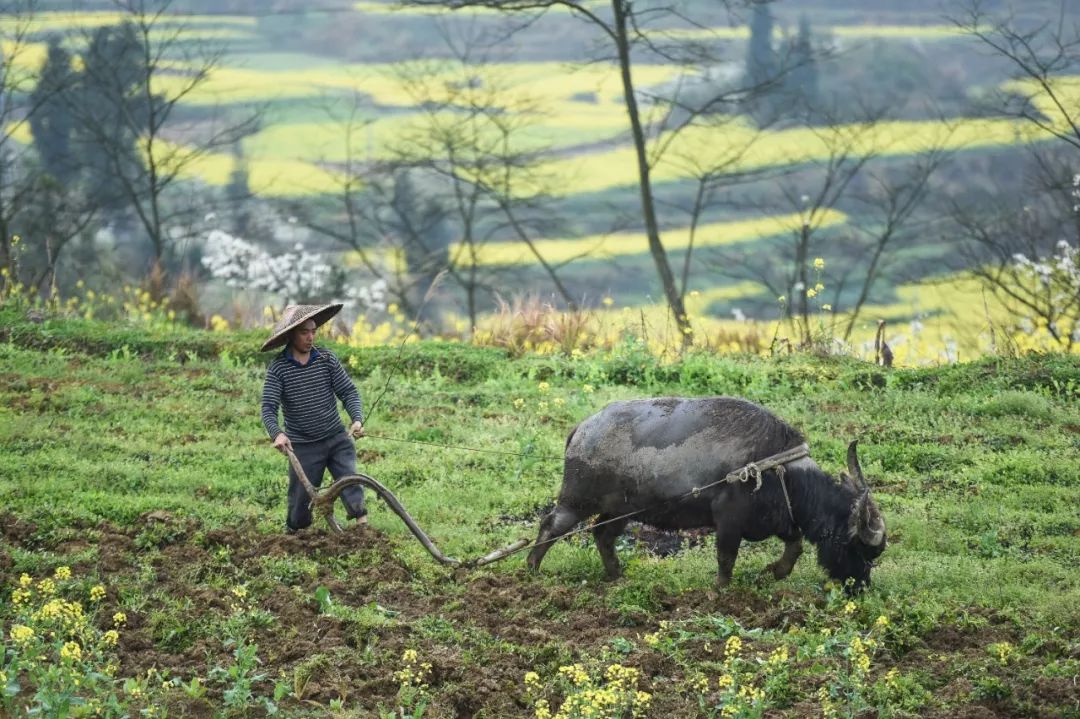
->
[855, 491, 886, 547]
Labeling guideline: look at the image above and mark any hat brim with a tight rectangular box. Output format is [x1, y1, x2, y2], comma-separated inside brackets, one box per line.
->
[260, 303, 344, 352]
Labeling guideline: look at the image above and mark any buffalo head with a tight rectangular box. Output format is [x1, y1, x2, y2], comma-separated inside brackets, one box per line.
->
[820, 440, 887, 590]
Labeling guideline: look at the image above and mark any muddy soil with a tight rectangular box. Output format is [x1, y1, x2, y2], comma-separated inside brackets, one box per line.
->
[1, 513, 1076, 718]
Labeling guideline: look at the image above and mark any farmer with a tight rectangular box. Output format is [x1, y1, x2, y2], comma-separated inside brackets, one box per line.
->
[260, 303, 368, 532]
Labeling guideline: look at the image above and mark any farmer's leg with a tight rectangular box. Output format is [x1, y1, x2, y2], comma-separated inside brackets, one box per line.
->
[326, 431, 367, 519]
[286, 440, 330, 531]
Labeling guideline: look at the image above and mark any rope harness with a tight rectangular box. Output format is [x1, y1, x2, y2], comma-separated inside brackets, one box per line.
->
[290, 431, 810, 567]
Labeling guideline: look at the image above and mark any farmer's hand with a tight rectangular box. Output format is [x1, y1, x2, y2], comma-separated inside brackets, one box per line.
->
[273, 433, 292, 455]
[350, 421, 365, 439]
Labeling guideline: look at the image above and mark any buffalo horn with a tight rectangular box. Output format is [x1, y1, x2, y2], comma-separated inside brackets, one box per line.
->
[847, 440, 867, 489]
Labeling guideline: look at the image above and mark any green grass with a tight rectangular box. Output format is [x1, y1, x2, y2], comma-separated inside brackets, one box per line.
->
[1, 310, 1078, 716]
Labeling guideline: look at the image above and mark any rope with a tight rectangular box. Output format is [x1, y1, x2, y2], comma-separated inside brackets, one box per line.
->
[363, 433, 563, 461]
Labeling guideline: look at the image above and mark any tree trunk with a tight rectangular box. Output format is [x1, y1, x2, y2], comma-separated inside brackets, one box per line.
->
[612, 0, 692, 345]
[795, 223, 810, 345]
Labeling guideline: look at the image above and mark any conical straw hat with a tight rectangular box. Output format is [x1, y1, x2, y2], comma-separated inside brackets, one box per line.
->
[260, 303, 344, 352]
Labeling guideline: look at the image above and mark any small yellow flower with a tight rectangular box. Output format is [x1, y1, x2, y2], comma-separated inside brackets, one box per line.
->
[37, 578, 56, 595]
[814, 257, 825, 269]
[777, 295, 786, 304]
[537, 401, 548, 411]
[513, 398, 525, 409]
[553, 397, 565, 406]
[113, 612, 127, 626]
[717, 673, 734, 689]
[18, 573, 31, 588]
[602, 296, 614, 307]
[724, 635, 742, 659]
[806, 288, 817, 298]
[875, 614, 889, 628]
[582, 384, 594, 394]
[822, 304, 833, 311]
[402, 648, 418, 663]
[60, 641, 83, 661]
[843, 601, 856, 614]
[537, 381, 550, 393]
[90, 585, 106, 602]
[10, 624, 34, 645]
[231, 585, 248, 599]
[54, 566, 72, 581]
[815, 282, 824, 292]
[102, 630, 119, 646]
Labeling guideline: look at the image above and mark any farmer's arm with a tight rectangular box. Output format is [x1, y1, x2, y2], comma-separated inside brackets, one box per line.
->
[329, 353, 364, 432]
[261, 367, 289, 450]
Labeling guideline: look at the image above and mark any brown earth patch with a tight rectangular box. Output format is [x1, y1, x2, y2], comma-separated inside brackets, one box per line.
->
[1, 516, 1074, 718]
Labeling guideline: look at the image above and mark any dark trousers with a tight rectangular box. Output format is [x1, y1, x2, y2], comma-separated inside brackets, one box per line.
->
[286, 431, 367, 531]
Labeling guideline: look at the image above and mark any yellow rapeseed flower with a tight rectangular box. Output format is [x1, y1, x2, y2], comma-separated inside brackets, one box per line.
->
[806, 288, 817, 298]
[113, 612, 127, 626]
[843, 601, 856, 614]
[102, 630, 119, 646]
[822, 304, 833, 311]
[90, 585, 106, 602]
[557, 663, 590, 686]
[602, 296, 614, 307]
[54, 566, 72, 581]
[814, 258, 825, 269]
[18, 573, 31, 588]
[717, 673, 734, 689]
[582, 384, 594, 394]
[402, 648, 418, 663]
[12, 588, 30, 606]
[37, 578, 56, 595]
[513, 398, 525, 409]
[231, 586, 248, 599]
[875, 614, 889, 628]
[61, 642, 83, 661]
[10, 624, 34, 645]
[724, 635, 742, 659]
[537, 381, 550, 392]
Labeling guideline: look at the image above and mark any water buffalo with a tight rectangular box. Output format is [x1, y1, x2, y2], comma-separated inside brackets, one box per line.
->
[527, 397, 887, 588]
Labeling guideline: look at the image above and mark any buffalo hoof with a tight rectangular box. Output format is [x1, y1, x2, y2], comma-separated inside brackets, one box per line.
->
[716, 574, 732, 588]
[765, 561, 793, 580]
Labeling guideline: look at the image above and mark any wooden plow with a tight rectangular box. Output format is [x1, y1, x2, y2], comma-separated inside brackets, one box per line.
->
[284, 447, 530, 568]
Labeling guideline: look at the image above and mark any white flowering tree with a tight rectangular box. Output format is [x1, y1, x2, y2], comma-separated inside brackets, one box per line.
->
[949, 0, 1080, 350]
[200, 229, 388, 316]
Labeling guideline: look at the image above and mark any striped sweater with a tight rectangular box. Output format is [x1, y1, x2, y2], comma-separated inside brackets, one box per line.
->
[261, 347, 364, 443]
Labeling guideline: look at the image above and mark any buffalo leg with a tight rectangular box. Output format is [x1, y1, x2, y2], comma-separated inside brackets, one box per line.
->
[714, 530, 742, 586]
[527, 505, 582, 572]
[593, 516, 629, 580]
[765, 534, 804, 580]
[712, 494, 744, 586]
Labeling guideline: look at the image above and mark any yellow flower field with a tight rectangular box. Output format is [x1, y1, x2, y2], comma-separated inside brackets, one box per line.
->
[567, 271, 1073, 365]
[647, 24, 966, 42]
[452, 209, 847, 266]
[541, 114, 1049, 196]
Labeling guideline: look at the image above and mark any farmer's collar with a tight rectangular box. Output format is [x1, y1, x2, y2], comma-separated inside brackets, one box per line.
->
[283, 345, 320, 368]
